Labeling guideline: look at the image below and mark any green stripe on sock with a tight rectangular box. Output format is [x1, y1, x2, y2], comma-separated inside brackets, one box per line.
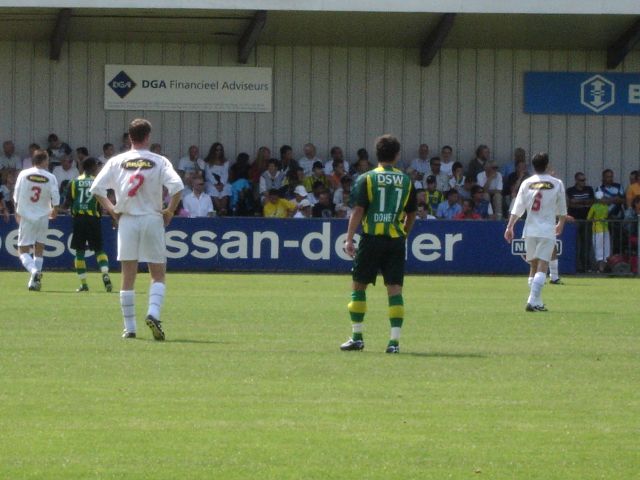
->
[352, 290, 366, 302]
[388, 294, 403, 306]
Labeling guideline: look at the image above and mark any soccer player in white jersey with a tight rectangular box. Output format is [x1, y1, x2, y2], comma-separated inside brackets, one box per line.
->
[13, 150, 60, 290]
[504, 153, 567, 312]
[90, 119, 184, 340]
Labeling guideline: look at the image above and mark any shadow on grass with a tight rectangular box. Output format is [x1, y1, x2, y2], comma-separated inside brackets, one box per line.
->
[405, 352, 487, 359]
[165, 338, 228, 345]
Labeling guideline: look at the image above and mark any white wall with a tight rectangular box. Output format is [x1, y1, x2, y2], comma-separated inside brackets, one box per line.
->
[1, 40, 639, 186]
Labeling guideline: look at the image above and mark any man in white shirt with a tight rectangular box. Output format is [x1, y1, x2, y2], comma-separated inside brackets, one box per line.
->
[13, 149, 59, 291]
[177, 145, 204, 178]
[476, 160, 504, 218]
[91, 118, 184, 341]
[1, 140, 21, 172]
[504, 152, 567, 312]
[323, 146, 350, 175]
[182, 177, 214, 218]
[52, 156, 79, 188]
[408, 144, 430, 182]
[298, 143, 322, 176]
[259, 159, 286, 203]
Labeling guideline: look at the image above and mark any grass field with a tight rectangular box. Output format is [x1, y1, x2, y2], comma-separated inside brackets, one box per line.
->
[0, 271, 638, 479]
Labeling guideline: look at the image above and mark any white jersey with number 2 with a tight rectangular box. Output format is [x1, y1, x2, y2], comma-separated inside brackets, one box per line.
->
[90, 149, 183, 216]
[511, 173, 567, 240]
[14, 167, 60, 221]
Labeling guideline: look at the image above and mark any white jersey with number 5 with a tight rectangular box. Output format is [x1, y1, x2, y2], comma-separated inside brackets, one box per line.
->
[90, 149, 183, 216]
[14, 167, 60, 221]
[511, 173, 567, 240]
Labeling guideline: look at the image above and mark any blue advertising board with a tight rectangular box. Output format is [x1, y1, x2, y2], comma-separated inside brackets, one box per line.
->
[0, 217, 576, 275]
[524, 72, 640, 115]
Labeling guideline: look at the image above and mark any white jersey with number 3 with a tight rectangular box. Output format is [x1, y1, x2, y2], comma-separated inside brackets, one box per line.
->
[511, 173, 567, 239]
[90, 149, 183, 216]
[14, 167, 60, 221]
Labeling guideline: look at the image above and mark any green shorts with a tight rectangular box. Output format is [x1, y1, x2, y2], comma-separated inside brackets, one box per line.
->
[352, 234, 406, 286]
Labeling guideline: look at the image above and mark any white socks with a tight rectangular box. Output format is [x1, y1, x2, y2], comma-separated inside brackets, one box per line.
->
[147, 282, 166, 320]
[34, 256, 43, 272]
[549, 259, 559, 281]
[20, 253, 37, 274]
[527, 272, 546, 306]
[352, 322, 363, 334]
[120, 290, 136, 333]
[390, 327, 401, 341]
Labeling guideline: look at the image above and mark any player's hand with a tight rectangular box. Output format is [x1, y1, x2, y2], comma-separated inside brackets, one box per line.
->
[162, 208, 174, 227]
[504, 227, 513, 243]
[344, 239, 356, 258]
[555, 224, 564, 237]
[49, 209, 57, 220]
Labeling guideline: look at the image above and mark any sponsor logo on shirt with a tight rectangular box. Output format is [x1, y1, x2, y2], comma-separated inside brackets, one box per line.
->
[27, 174, 49, 183]
[529, 181, 554, 190]
[122, 159, 155, 170]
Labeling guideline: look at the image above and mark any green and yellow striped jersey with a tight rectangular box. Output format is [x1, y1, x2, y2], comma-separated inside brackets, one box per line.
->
[354, 165, 416, 238]
[69, 174, 100, 217]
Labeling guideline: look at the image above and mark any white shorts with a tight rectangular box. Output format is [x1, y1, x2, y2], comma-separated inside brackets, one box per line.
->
[525, 236, 555, 262]
[18, 216, 49, 246]
[117, 214, 166, 263]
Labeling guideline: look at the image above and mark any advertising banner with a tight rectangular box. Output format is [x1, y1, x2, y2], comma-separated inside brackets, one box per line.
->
[104, 65, 272, 112]
[0, 218, 576, 275]
[524, 72, 640, 115]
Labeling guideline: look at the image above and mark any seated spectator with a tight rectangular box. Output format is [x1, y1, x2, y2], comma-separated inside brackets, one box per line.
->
[308, 180, 326, 205]
[407, 144, 430, 183]
[1, 141, 21, 175]
[428, 157, 449, 193]
[352, 149, 372, 179]
[0, 190, 9, 222]
[263, 188, 296, 218]
[336, 190, 353, 219]
[467, 144, 490, 182]
[150, 143, 162, 155]
[476, 160, 503, 218]
[119, 132, 131, 152]
[293, 185, 309, 206]
[328, 160, 347, 191]
[333, 175, 352, 205]
[75, 147, 89, 173]
[312, 190, 336, 218]
[204, 142, 229, 191]
[209, 174, 231, 216]
[304, 161, 330, 192]
[298, 143, 322, 176]
[182, 177, 215, 218]
[279, 144, 296, 175]
[98, 143, 115, 165]
[416, 202, 435, 221]
[283, 166, 305, 198]
[259, 158, 286, 203]
[436, 190, 462, 219]
[454, 199, 482, 220]
[178, 145, 205, 178]
[249, 146, 270, 185]
[53, 155, 79, 187]
[448, 161, 465, 191]
[471, 185, 494, 219]
[458, 175, 475, 201]
[47, 133, 72, 171]
[324, 146, 349, 175]
[22, 143, 40, 170]
[230, 152, 251, 182]
[424, 176, 444, 216]
[0, 170, 17, 214]
[440, 145, 455, 177]
[293, 199, 312, 218]
[231, 175, 254, 216]
[503, 156, 529, 213]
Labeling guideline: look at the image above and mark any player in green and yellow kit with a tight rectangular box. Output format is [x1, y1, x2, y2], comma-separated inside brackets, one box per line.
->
[341, 134, 417, 354]
[66, 157, 112, 292]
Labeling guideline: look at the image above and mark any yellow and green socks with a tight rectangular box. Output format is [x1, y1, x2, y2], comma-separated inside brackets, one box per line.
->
[348, 290, 367, 341]
[74, 250, 87, 284]
[388, 294, 404, 347]
[96, 251, 109, 274]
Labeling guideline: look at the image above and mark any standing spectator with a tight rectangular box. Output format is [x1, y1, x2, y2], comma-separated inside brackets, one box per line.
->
[454, 199, 481, 220]
[408, 143, 430, 183]
[471, 185, 494, 219]
[587, 191, 610, 269]
[14, 149, 60, 290]
[312, 190, 336, 218]
[22, 143, 41, 170]
[259, 158, 286, 202]
[1, 140, 21, 174]
[90, 118, 184, 341]
[263, 189, 296, 218]
[476, 160, 503, 218]
[436, 189, 462, 219]
[46, 133, 72, 171]
[298, 143, 322, 176]
[566, 172, 595, 272]
[324, 146, 349, 175]
[467, 144, 490, 182]
[304, 161, 330, 192]
[439, 145, 455, 178]
[597, 169, 625, 254]
[428, 157, 449, 193]
[98, 143, 115, 165]
[424, 176, 444, 216]
[177, 145, 204, 178]
[182, 176, 215, 218]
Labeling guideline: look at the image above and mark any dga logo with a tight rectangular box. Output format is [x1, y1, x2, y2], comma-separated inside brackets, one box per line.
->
[580, 75, 615, 113]
[511, 239, 563, 257]
[27, 174, 49, 183]
[108, 71, 137, 99]
[122, 159, 154, 170]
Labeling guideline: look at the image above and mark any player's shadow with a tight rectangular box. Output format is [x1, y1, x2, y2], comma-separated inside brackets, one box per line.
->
[405, 352, 487, 358]
[165, 338, 227, 344]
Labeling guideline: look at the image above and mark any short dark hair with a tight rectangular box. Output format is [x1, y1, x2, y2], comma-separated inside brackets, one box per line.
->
[83, 157, 99, 174]
[452, 161, 463, 171]
[446, 189, 458, 198]
[602, 168, 613, 176]
[267, 158, 279, 168]
[471, 185, 485, 196]
[33, 149, 49, 166]
[76, 147, 89, 156]
[47, 133, 58, 143]
[333, 159, 344, 169]
[430, 156, 441, 165]
[463, 198, 475, 208]
[357, 148, 369, 159]
[531, 153, 549, 174]
[475, 144, 489, 157]
[280, 145, 292, 157]
[268, 188, 280, 197]
[103, 143, 113, 152]
[128, 118, 151, 143]
[441, 145, 453, 153]
[330, 146, 342, 156]
[375, 135, 400, 163]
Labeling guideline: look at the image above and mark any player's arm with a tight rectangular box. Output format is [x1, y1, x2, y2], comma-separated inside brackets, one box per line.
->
[403, 184, 418, 236]
[49, 177, 60, 220]
[162, 191, 182, 226]
[504, 183, 526, 242]
[344, 175, 369, 257]
[556, 182, 568, 237]
[161, 158, 185, 226]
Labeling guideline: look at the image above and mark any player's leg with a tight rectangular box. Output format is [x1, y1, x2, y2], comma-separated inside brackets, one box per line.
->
[385, 284, 403, 354]
[17, 218, 39, 289]
[145, 262, 167, 341]
[548, 246, 561, 284]
[120, 260, 138, 338]
[344, 281, 368, 347]
[74, 249, 89, 291]
[89, 216, 112, 292]
[139, 215, 168, 341]
[381, 237, 407, 353]
[525, 237, 553, 311]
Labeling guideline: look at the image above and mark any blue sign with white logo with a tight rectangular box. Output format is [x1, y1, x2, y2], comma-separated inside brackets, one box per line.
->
[108, 70, 137, 99]
[524, 72, 640, 115]
[0, 217, 576, 275]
